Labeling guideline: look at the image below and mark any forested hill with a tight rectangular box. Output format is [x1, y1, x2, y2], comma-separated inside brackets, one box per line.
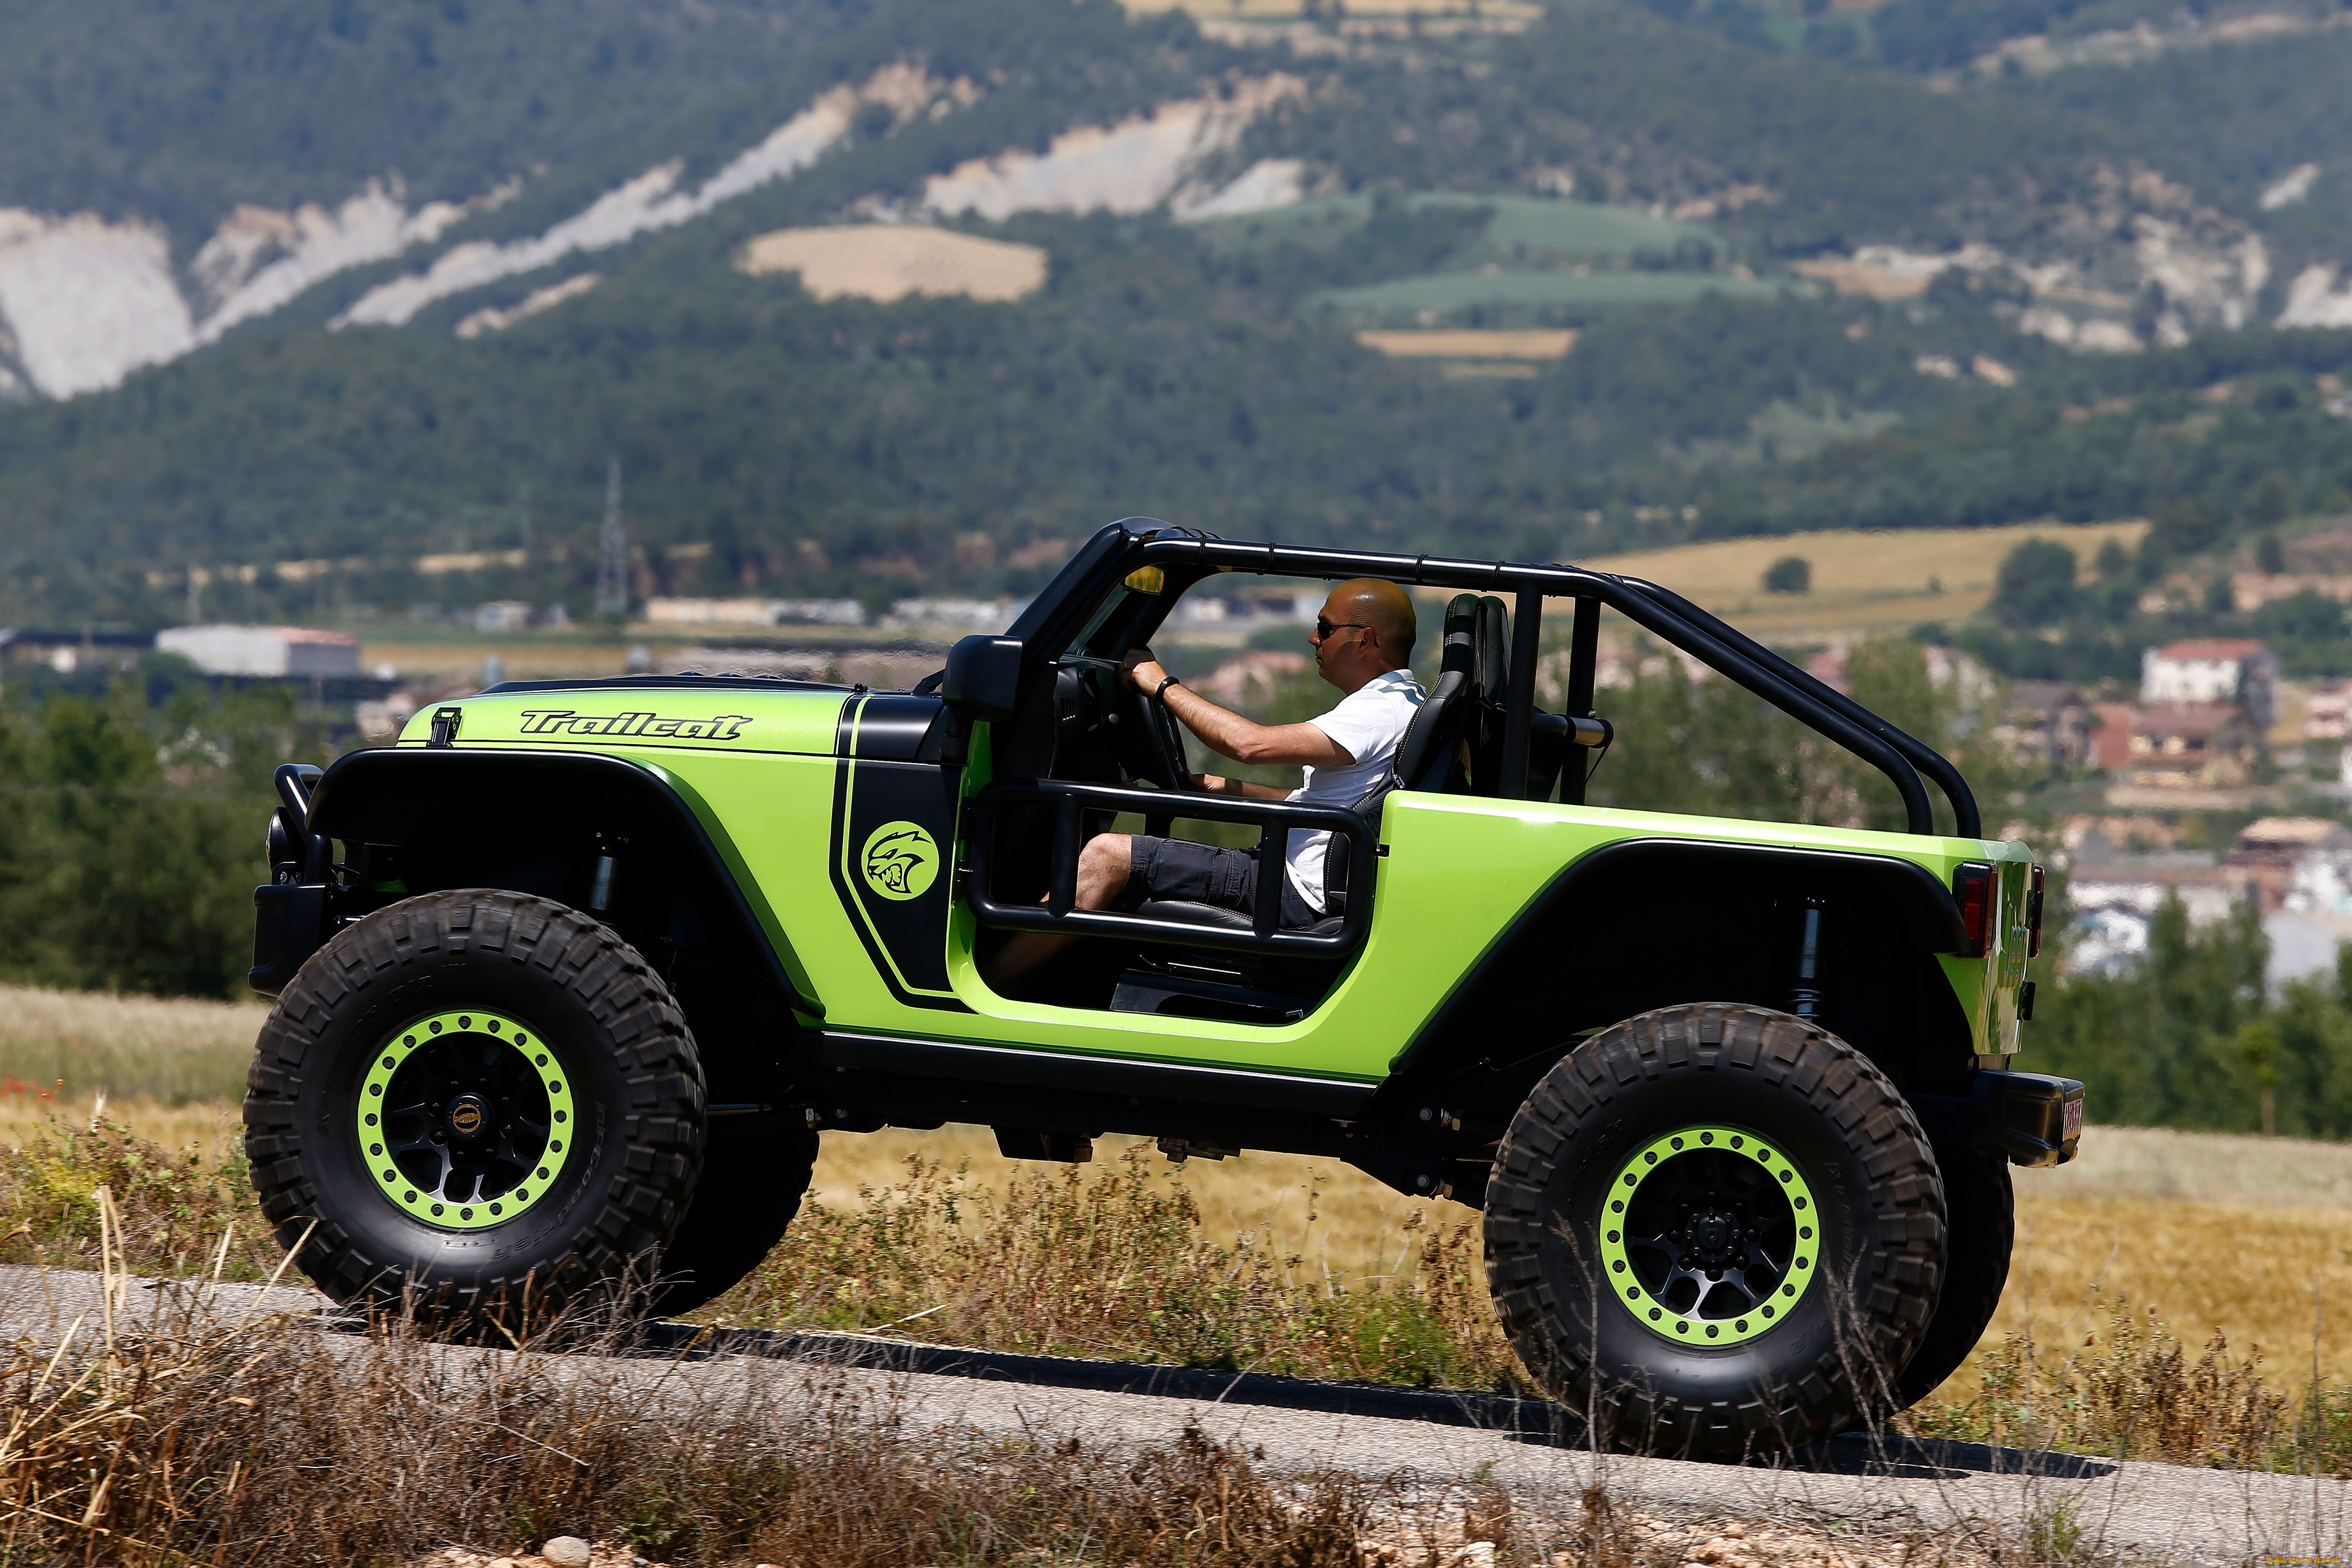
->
[0, 0, 2347, 626]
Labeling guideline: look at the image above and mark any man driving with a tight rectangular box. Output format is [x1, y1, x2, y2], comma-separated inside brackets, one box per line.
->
[992, 578, 1422, 982]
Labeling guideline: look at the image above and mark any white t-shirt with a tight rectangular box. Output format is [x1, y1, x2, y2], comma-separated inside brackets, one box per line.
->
[1285, 667, 1426, 913]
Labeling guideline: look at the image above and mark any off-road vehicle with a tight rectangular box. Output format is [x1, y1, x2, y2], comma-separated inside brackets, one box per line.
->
[245, 521, 2082, 1459]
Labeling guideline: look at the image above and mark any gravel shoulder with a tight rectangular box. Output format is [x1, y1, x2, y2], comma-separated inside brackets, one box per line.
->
[5, 1264, 2342, 1566]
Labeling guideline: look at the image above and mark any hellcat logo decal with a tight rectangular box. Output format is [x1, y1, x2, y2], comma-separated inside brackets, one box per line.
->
[860, 821, 939, 901]
[517, 710, 753, 740]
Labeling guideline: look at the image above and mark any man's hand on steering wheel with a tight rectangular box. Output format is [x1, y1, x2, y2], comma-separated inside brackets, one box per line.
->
[1121, 648, 1170, 694]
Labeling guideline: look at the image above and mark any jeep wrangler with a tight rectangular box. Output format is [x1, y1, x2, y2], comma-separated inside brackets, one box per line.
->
[243, 521, 2082, 1458]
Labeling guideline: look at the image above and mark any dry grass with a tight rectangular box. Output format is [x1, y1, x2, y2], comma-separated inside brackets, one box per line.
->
[808, 1126, 1444, 1281]
[1579, 520, 2150, 638]
[721, 1142, 1521, 1391]
[17, 1102, 2352, 1475]
[0, 1224, 1375, 1566]
[0, 982, 260, 1107]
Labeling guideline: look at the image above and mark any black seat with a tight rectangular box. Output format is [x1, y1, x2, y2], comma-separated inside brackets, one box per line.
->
[1134, 898, 1345, 939]
[1377, 592, 1479, 799]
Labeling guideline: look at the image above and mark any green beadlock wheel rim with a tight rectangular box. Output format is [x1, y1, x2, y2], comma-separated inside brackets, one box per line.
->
[357, 1009, 576, 1232]
[1598, 1125, 1820, 1347]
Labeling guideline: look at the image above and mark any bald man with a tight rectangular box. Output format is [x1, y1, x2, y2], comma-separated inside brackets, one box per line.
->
[992, 579, 1422, 983]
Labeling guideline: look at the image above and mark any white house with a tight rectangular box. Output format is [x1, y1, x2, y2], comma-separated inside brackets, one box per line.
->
[2140, 637, 2279, 728]
[156, 625, 361, 678]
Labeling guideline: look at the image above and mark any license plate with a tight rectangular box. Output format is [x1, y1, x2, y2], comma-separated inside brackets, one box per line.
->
[2062, 1095, 2083, 1141]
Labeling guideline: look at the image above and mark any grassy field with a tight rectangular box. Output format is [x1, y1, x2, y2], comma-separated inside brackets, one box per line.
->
[809, 1122, 2352, 1387]
[1581, 518, 2152, 640]
[1314, 269, 1793, 319]
[4, 980, 2347, 1412]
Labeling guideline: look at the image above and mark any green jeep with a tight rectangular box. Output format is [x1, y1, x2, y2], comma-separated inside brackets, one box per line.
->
[243, 522, 2081, 1458]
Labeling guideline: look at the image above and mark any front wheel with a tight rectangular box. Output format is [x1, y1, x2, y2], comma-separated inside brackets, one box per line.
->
[1483, 1004, 1945, 1459]
[243, 890, 707, 1319]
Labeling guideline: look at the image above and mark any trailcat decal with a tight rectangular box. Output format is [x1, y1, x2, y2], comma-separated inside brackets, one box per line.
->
[518, 709, 753, 740]
[827, 696, 968, 1012]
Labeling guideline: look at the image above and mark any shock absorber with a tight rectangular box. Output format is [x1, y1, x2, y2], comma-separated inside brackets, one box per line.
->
[1789, 899, 1824, 1019]
[587, 831, 623, 915]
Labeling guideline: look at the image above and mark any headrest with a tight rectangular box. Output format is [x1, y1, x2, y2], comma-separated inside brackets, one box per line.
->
[1441, 594, 1479, 675]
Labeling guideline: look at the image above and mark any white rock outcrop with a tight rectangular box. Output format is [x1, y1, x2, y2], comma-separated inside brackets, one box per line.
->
[922, 78, 1300, 223]
[338, 64, 962, 330]
[0, 211, 194, 398]
[2280, 264, 2352, 329]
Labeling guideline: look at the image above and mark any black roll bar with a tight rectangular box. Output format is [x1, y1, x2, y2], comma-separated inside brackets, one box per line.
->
[1124, 534, 1948, 837]
[966, 779, 1374, 955]
[1614, 575, 1981, 838]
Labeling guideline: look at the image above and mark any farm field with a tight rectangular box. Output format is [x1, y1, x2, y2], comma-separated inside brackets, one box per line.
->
[1580, 518, 2152, 639]
[1314, 268, 1792, 318]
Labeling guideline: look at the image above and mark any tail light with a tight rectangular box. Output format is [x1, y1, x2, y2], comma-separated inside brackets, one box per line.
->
[1952, 862, 1994, 957]
[2026, 864, 2045, 958]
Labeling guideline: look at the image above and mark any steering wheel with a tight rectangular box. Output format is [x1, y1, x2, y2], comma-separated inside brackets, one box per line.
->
[1135, 682, 1192, 794]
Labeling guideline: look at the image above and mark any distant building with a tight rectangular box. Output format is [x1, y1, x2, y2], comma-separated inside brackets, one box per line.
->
[2088, 702, 2139, 773]
[156, 625, 361, 679]
[642, 597, 865, 627]
[2229, 816, 2352, 912]
[474, 601, 532, 633]
[2307, 680, 2352, 741]
[2065, 854, 2255, 974]
[2125, 701, 2258, 786]
[2141, 638, 2278, 728]
[1996, 680, 2090, 767]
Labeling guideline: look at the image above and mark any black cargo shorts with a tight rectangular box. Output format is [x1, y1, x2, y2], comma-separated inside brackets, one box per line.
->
[1125, 835, 1319, 928]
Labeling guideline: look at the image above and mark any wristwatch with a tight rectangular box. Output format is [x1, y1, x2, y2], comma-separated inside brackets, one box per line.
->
[1153, 675, 1181, 703]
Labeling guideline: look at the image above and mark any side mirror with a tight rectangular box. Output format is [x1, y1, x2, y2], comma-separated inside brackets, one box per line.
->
[943, 635, 1024, 722]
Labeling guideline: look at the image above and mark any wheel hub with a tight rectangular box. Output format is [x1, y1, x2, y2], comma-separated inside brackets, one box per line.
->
[1598, 1125, 1820, 1347]
[446, 1093, 492, 1141]
[357, 1009, 575, 1231]
[1685, 1205, 1740, 1267]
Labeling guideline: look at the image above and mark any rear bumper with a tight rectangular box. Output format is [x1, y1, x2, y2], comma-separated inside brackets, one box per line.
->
[1972, 1069, 2084, 1168]
[1905, 1069, 2085, 1169]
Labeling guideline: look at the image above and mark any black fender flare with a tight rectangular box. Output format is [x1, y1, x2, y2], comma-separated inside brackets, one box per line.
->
[1377, 835, 1971, 1098]
[307, 748, 822, 1020]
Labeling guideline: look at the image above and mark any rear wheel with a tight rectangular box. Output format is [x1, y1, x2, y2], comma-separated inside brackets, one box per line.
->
[1894, 1146, 2013, 1410]
[244, 890, 706, 1319]
[1483, 1004, 1945, 1459]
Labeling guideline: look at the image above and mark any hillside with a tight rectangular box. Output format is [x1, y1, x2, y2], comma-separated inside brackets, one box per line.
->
[0, 0, 2346, 626]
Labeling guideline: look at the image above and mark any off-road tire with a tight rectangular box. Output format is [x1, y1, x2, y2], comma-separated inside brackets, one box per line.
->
[649, 1124, 820, 1317]
[1893, 1146, 2012, 1410]
[1483, 1004, 1945, 1459]
[243, 889, 706, 1319]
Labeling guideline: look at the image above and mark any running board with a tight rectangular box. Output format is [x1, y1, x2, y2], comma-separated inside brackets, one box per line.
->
[805, 1031, 1378, 1116]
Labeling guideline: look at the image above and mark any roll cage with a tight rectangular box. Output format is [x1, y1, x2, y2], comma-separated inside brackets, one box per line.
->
[969, 520, 1979, 839]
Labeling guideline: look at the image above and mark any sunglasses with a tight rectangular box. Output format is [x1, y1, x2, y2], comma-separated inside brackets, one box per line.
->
[1314, 618, 1372, 641]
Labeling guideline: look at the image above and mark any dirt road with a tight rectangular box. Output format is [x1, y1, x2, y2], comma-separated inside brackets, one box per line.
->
[3, 1265, 2339, 1565]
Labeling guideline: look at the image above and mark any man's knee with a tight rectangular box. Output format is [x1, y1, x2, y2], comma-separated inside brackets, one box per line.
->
[1077, 832, 1132, 905]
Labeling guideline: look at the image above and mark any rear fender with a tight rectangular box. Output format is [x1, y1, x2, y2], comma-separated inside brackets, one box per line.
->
[1375, 837, 1975, 1125]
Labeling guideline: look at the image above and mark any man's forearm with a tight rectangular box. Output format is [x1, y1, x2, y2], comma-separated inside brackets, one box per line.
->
[1162, 682, 1346, 768]
[1194, 773, 1290, 800]
[1161, 683, 1260, 762]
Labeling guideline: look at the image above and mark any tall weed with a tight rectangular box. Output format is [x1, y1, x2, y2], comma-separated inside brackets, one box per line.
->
[714, 1147, 1529, 1392]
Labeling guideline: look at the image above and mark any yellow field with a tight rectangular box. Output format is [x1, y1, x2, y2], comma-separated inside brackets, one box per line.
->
[740, 226, 1050, 304]
[814, 1122, 2352, 1385]
[1123, 0, 1542, 17]
[1581, 520, 2149, 639]
[1356, 329, 1578, 361]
